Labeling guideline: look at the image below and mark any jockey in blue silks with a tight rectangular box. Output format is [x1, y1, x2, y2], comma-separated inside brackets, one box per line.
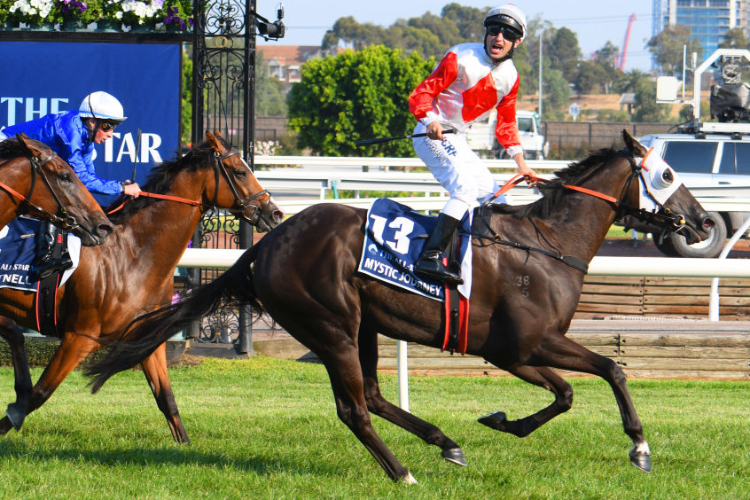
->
[0, 91, 141, 281]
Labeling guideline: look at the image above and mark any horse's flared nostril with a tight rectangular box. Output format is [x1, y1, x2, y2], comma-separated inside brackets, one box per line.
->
[98, 223, 114, 237]
[702, 217, 714, 230]
[273, 210, 285, 221]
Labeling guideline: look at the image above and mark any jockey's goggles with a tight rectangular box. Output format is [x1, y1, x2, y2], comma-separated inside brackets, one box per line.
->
[486, 24, 522, 42]
[99, 120, 118, 132]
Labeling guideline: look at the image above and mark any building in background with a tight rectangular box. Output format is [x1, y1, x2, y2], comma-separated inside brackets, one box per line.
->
[258, 45, 324, 92]
[653, 0, 750, 62]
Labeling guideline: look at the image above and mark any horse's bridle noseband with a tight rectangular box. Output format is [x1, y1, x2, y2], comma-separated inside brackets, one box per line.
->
[613, 152, 687, 233]
[0, 150, 81, 232]
[211, 149, 272, 225]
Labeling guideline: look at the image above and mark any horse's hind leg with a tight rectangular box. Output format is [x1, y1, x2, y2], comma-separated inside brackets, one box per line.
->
[319, 342, 416, 484]
[0, 317, 32, 433]
[524, 332, 651, 472]
[358, 327, 466, 466]
[139, 343, 189, 444]
[277, 309, 415, 483]
[478, 364, 572, 438]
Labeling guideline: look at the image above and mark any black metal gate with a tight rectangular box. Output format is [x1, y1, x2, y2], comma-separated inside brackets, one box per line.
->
[187, 0, 284, 352]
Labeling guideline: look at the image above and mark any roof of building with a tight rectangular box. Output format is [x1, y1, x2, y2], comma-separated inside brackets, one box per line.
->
[258, 45, 323, 66]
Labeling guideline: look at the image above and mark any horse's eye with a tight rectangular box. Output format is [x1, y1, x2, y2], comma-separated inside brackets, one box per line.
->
[661, 169, 674, 185]
[60, 173, 72, 183]
[234, 169, 246, 178]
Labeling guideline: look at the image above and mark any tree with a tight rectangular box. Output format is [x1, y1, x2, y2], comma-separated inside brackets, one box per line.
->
[542, 67, 571, 118]
[576, 61, 609, 94]
[440, 3, 486, 41]
[256, 51, 287, 116]
[546, 27, 582, 82]
[287, 46, 435, 157]
[719, 27, 749, 49]
[647, 24, 703, 75]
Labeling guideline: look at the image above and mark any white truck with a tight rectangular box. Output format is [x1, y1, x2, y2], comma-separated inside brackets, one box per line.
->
[466, 110, 548, 160]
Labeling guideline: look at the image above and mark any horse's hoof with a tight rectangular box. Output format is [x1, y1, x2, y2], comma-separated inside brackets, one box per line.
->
[400, 472, 418, 484]
[442, 447, 467, 467]
[629, 451, 652, 473]
[478, 411, 507, 431]
[5, 404, 25, 431]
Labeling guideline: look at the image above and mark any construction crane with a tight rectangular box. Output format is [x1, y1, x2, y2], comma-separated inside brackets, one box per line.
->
[616, 13, 637, 71]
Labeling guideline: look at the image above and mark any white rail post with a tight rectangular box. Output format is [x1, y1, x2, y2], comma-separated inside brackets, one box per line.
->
[709, 216, 750, 320]
[397, 340, 409, 412]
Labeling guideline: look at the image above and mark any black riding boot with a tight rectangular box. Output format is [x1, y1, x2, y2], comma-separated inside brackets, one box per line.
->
[414, 213, 463, 284]
[29, 221, 72, 282]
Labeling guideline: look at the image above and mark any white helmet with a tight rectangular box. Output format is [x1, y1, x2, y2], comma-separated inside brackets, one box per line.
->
[484, 4, 527, 42]
[79, 91, 127, 123]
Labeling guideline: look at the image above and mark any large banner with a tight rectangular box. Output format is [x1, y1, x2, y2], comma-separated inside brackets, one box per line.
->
[0, 41, 180, 205]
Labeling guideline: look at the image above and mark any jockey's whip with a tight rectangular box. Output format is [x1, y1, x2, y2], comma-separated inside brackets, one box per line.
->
[131, 128, 142, 184]
[356, 128, 455, 147]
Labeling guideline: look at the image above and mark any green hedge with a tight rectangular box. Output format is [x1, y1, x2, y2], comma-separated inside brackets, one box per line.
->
[0, 336, 108, 368]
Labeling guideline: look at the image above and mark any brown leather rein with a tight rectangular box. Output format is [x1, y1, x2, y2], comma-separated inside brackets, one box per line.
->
[106, 149, 271, 220]
[475, 152, 686, 274]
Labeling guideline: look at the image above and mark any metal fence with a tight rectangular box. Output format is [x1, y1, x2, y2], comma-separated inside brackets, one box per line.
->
[542, 122, 680, 150]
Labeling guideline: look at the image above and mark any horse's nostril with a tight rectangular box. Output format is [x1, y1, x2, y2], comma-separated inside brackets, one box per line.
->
[99, 223, 114, 235]
[702, 217, 714, 230]
[273, 210, 285, 220]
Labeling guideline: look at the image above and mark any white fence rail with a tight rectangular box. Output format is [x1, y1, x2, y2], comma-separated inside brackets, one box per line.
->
[254, 155, 750, 214]
[179, 248, 750, 277]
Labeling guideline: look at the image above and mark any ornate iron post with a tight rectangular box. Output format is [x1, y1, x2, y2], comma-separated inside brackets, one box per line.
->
[189, 0, 283, 353]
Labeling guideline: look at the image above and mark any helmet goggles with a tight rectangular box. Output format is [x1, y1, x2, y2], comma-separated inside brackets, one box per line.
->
[484, 14, 523, 42]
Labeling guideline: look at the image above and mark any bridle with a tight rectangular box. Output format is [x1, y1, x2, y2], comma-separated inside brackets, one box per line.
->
[0, 150, 81, 232]
[492, 150, 687, 233]
[110, 146, 273, 225]
[209, 149, 272, 225]
[476, 149, 690, 274]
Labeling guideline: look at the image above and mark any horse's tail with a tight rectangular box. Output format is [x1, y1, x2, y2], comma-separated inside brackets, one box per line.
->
[86, 244, 262, 393]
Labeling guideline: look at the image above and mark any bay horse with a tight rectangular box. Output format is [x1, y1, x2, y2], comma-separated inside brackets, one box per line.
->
[87, 131, 712, 482]
[0, 131, 283, 442]
[0, 134, 112, 244]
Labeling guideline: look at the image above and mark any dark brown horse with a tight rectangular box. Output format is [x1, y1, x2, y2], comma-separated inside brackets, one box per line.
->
[0, 134, 112, 244]
[0, 131, 283, 441]
[87, 131, 712, 482]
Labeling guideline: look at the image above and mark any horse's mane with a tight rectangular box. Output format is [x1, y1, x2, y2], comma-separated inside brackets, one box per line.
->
[491, 146, 620, 220]
[0, 137, 49, 160]
[107, 139, 224, 224]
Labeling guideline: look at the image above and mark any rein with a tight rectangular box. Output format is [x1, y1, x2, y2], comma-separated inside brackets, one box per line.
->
[476, 151, 686, 274]
[106, 148, 272, 221]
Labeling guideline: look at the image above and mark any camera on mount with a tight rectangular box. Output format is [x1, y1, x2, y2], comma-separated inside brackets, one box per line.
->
[256, 5, 285, 40]
[710, 56, 750, 123]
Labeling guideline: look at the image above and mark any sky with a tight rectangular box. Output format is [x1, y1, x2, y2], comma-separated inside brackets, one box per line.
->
[256, 0, 654, 71]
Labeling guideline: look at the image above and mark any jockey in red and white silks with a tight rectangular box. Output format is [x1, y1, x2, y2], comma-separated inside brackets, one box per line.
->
[409, 43, 524, 215]
[409, 3, 536, 285]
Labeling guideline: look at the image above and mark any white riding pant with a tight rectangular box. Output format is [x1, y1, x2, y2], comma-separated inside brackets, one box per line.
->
[413, 122, 504, 220]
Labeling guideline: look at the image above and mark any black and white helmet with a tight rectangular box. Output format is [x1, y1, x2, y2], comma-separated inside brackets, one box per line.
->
[484, 4, 527, 43]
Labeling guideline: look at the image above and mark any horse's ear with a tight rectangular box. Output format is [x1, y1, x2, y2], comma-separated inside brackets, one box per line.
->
[16, 133, 41, 158]
[622, 129, 648, 157]
[206, 131, 221, 152]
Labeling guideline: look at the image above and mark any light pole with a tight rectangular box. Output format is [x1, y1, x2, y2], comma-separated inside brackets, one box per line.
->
[538, 29, 544, 119]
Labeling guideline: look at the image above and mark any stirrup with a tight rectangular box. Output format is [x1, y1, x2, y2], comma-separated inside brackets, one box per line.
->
[30, 255, 73, 282]
[414, 257, 463, 285]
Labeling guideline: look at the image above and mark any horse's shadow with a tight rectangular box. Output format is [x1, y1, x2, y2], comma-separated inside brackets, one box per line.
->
[0, 438, 341, 478]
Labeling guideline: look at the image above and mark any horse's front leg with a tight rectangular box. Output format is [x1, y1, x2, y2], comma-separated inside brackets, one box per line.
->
[140, 342, 189, 444]
[0, 316, 32, 433]
[477, 364, 573, 438]
[0, 331, 97, 433]
[524, 331, 651, 473]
